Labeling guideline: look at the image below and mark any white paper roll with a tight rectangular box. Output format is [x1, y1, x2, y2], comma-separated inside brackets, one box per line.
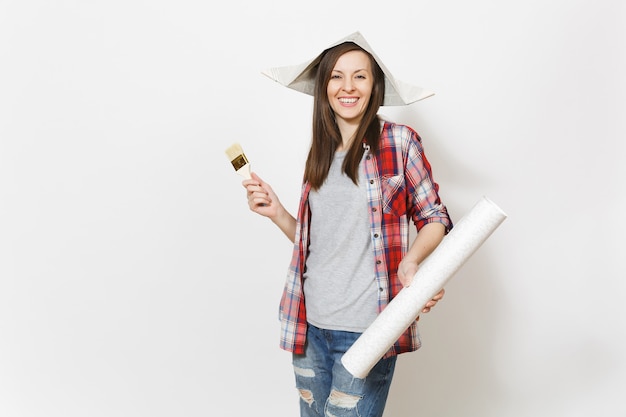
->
[341, 196, 507, 378]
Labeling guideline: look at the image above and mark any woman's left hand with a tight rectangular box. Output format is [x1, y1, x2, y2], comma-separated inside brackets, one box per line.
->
[398, 258, 445, 318]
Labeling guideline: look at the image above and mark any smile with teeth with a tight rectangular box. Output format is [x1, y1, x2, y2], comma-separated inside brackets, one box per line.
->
[339, 98, 358, 104]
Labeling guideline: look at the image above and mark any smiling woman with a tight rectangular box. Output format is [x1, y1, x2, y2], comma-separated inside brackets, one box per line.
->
[240, 31, 452, 417]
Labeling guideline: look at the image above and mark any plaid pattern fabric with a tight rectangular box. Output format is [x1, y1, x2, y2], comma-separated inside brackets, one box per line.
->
[278, 121, 452, 355]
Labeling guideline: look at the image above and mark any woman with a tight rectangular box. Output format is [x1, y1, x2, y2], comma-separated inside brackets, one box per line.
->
[243, 32, 452, 417]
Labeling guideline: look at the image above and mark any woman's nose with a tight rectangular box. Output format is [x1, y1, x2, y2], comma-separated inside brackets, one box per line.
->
[342, 79, 354, 91]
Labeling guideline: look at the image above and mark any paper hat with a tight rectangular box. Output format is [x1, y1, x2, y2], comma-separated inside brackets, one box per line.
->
[261, 31, 434, 106]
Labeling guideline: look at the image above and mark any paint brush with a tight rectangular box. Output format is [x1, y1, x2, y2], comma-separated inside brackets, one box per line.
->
[225, 142, 251, 179]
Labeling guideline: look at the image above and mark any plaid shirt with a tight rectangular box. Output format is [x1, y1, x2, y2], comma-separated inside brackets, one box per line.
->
[279, 121, 452, 356]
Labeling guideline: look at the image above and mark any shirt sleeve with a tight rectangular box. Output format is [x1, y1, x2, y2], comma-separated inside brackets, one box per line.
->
[404, 129, 453, 233]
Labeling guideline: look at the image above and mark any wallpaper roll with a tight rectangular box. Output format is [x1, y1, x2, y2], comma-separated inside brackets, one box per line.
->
[341, 196, 507, 378]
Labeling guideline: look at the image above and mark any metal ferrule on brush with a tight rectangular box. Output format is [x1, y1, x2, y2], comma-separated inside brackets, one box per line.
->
[231, 154, 249, 171]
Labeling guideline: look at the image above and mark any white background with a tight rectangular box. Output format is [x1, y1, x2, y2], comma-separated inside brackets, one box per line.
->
[1, 1, 625, 416]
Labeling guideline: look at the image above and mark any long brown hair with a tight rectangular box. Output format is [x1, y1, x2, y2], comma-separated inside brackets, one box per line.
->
[304, 42, 385, 190]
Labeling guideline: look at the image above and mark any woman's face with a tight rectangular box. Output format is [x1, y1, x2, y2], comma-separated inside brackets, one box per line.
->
[326, 50, 374, 125]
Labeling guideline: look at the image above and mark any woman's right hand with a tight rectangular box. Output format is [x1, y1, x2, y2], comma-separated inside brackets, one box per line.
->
[242, 172, 297, 242]
[242, 172, 282, 219]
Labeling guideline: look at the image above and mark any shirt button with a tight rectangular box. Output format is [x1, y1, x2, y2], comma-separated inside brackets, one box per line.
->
[374, 233, 379, 238]
[372, 208, 377, 212]
[369, 179, 374, 184]
[376, 260, 382, 265]
[366, 155, 371, 160]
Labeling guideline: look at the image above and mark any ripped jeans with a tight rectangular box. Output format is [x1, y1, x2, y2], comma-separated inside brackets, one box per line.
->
[292, 324, 397, 417]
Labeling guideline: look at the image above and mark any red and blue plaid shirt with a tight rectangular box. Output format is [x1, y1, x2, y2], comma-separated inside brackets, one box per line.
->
[279, 121, 452, 356]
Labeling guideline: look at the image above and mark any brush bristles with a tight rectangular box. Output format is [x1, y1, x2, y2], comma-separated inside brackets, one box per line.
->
[225, 143, 244, 161]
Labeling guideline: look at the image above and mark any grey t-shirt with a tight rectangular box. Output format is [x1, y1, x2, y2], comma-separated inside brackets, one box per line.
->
[303, 150, 378, 332]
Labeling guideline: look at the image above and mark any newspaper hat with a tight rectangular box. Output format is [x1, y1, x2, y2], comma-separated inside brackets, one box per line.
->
[261, 31, 433, 106]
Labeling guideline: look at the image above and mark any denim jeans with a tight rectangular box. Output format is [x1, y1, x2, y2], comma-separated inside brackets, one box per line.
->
[292, 324, 397, 417]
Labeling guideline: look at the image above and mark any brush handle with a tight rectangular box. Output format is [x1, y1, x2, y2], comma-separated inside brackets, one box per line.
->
[236, 164, 251, 179]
